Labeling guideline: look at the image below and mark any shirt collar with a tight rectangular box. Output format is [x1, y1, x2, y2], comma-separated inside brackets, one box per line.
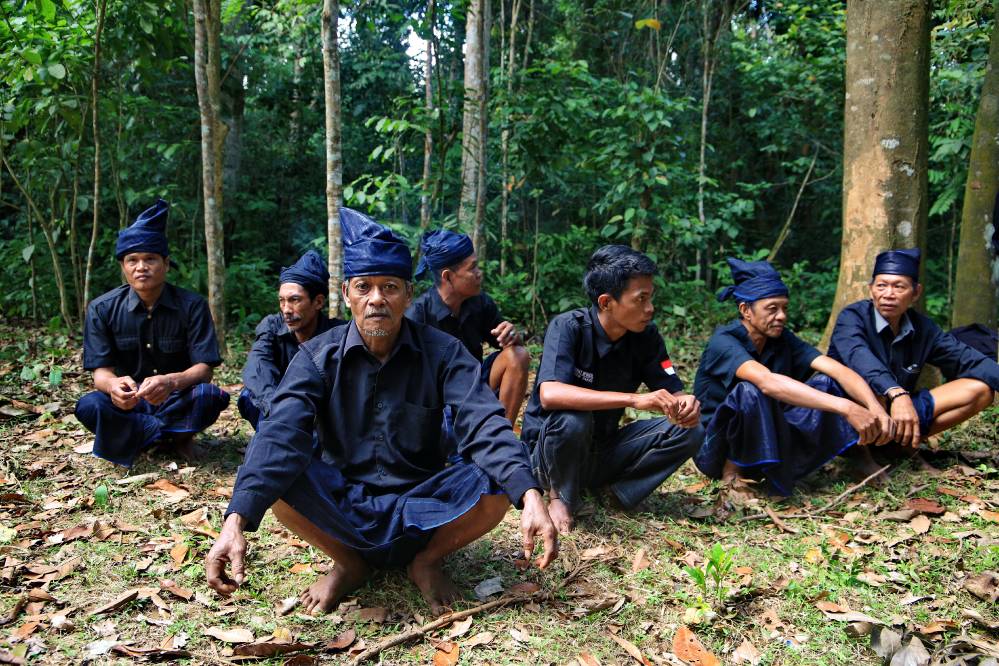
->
[278, 315, 337, 341]
[872, 303, 914, 340]
[126, 283, 178, 313]
[343, 317, 418, 359]
[427, 288, 455, 323]
[724, 318, 770, 356]
[587, 306, 617, 358]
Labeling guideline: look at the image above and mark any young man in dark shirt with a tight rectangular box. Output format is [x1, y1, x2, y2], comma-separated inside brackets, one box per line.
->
[238, 250, 343, 429]
[75, 199, 228, 466]
[206, 209, 557, 617]
[407, 230, 529, 424]
[829, 248, 998, 450]
[521, 245, 703, 534]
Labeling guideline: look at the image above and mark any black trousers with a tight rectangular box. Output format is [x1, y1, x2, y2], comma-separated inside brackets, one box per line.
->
[530, 410, 703, 511]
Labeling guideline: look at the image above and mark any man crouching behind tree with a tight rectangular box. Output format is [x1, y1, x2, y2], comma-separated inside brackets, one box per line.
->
[206, 208, 558, 616]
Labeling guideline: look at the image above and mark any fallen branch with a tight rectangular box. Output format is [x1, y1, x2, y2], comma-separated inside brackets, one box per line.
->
[811, 464, 890, 516]
[764, 505, 799, 534]
[348, 594, 529, 665]
[738, 464, 891, 524]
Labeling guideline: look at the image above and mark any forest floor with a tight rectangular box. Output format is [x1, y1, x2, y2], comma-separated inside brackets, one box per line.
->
[0, 322, 997, 665]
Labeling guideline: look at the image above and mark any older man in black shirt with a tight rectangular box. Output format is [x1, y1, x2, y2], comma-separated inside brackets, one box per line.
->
[206, 209, 557, 616]
[75, 199, 228, 466]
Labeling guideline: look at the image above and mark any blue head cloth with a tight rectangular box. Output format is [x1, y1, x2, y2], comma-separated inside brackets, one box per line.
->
[716, 257, 789, 303]
[115, 198, 170, 260]
[279, 250, 330, 295]
[872, 248, 920, 282]
[415, 229, 475, 279]
[339, 207, 413, 280]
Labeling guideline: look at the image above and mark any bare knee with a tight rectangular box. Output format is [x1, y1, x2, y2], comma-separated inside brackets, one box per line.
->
[973, 383, 995, 412]
[501, 345, 530, 372]
[477, 493, 510, 527]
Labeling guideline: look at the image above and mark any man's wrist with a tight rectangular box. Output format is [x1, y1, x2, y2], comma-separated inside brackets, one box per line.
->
[224, 513, 247, 530]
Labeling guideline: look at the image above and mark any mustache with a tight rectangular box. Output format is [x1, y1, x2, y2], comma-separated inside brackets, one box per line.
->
[364, 308, 391, 318]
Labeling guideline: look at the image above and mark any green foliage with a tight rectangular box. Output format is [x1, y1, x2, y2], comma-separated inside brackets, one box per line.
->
[683, 543, 739, 607]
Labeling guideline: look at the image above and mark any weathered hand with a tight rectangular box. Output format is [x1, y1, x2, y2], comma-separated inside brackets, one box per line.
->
[872, 408, 895, 446]
[633, 389, 679, 420]
[673, 393, 701, 428]
[845, 403, 880, 446]
[136, 374, 176, 406]
[519, 489, 558, 569]
[205, 513, 248, 596]
[490, 321, 520, 348]
[109, 376, 139, 410]
[889, 394, 921, 449]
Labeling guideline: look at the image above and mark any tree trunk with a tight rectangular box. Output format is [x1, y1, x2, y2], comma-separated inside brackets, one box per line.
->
[458, 0, 484, 238]
[193, 0, 229, 356]
[499, 0, 520, 276]
[322, 0, 344, 315]
[821, 0, 930, 346]
[82, 0, 107, 310]
[420, 0, 436, 232]
[473, 0, 491, 261]
[952, 3, 999, 329]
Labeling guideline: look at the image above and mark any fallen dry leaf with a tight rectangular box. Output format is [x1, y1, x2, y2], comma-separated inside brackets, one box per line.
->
[289, 562, 312, 574]
[325, 628, 356, 651]
[577, 653, 602, 666]
[233, 639, 315, 658]
[510, 581, 540, 594]
[432, 641, 460, 666]
[91, 589, 139, 615]
[880, 509, 919, 522]
[144, 478, 190, 503]
[909, 514, 932, 535]
[815, 600, 881, 625]
[981, 510, 999, 523]
[463, 631, 494, 648]
[581, 545, 614, 560]
[631, 548, 651, 573]
[169, 542, 188, 568]
[355, 607, 388, 623]
[731, 637, 762, 665]
[672, 625, 720, 666]
[607, 632, 651, 665]
[905, 498, 946, 516]
[111, 644, 192, 660]
[963, 571, 999, 603]
[204, 626, 254, 643]
[447, 617, 474, 640]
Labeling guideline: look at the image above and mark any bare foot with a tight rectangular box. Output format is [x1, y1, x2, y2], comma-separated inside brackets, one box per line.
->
[547, 497, 575, 535]
[300, 563, 370, 615]
[721, 459, 742, 484]
[909, 451, 942, 476]
[407, 557, 462, 616]
[159, 433, 204, 462]
[847, 447, 889, 485]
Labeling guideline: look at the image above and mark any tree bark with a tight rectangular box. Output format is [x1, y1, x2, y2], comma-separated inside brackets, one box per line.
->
[473, 0, 491, 261]
[499, 0, 520, 275]
[952, 2, 999, 329]
[821, 0, 930, 345]
[420, 0, 436, 232]
[322, 0, 344, 315]
[458, 0, 484, 239]
[83, 0, 107, 311]
[193, 0, 229, 356]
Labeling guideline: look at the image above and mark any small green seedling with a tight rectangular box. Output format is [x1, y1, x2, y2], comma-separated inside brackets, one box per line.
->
[684, 543, 738, 607]
[94, 483, 110, 508]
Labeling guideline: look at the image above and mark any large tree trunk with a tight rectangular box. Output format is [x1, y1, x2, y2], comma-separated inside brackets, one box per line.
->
[420, 0, 436, 232]
[193, 0, 229, 356]
[821, 0, 930, 346]
[499, 0, 520, 275]
[473, 0, 491, 261]
[458, 0, 484, 240]
[952, 3, 999, 329]
[322, 0, 343, 315]
[82, 0, 107, 310]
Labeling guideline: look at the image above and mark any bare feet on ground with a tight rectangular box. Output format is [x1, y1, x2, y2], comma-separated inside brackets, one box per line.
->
[721, 459, 742, 485]
[300, 563, 370, 615]
[407, 557, 462, 616]
[547, 497, 574, 535]
[158, 434, 204, 462]
[847, 447, 890, 485]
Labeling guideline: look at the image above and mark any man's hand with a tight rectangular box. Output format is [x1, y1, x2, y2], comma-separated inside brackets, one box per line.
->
[109, 376, 139, 410]
[871, 407, 895, 446]
[519, 489, 558, 569]
[632, 389, 679, 420]
[844, 403, 881, 446]
[136, 374, 177, 406]
[889, 394, 921, 449]
[205, 513, 248, 596]
[672, 393, 701, 428]
[490, 321, 521, 349]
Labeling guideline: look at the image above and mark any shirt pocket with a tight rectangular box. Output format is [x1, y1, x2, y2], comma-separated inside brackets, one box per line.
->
[896, 364, 922, 390]
[158, 336, 185, 354]
[395, 402, 443, 457]
[115, 335, 139, 351]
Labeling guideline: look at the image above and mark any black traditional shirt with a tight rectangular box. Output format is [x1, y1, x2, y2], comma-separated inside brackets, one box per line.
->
[226, 319, 540, 531]
[83, 283, 222, 384]
[406, 289, 503, 362]
[241, 314, 342, 417]
[521, 306, 685, 447]
[693, 319, 821, 426]
[828, 300, 999, 395]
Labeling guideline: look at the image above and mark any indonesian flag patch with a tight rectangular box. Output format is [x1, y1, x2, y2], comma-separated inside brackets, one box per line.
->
[661, 359, 676, 375]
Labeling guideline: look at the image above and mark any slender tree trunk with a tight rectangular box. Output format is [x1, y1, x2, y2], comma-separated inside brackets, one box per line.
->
[420, 0, 436, 231]
[458, 0, 484, 237]
[68, 102, 87, 316]
[499, 0, 520, 275]
[952, 2, 999, 329]
[193, 0, 229, 355]
[82, 0, 107, 310]
[4, 160, 73, 327]
[521, 0, 534, 71]
[822, 0, 931, 345]
[322, 0, 344, 315]
[473, 0, 491, 260]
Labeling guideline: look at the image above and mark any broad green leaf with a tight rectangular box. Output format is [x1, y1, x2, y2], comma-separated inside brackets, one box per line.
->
[20, 365, 37, 381]
[21, 244, 35, 263]
[48, 366, 63, 386]
[22, 49, 42, 65]
[38, 0, 57, 21]
[48, 63, 66, 79]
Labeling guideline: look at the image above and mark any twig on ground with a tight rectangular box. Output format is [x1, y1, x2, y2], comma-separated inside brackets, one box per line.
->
[348, 594, 530, 665]
[764, 505, 799, 534]
[811, 465, 890, 516]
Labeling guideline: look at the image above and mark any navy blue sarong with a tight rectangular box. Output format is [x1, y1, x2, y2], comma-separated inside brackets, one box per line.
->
[694, 374, 857, 495]
[75, 383, 229, 467]
[236, 388, 261, 430]
[281, 455, 502, 568]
